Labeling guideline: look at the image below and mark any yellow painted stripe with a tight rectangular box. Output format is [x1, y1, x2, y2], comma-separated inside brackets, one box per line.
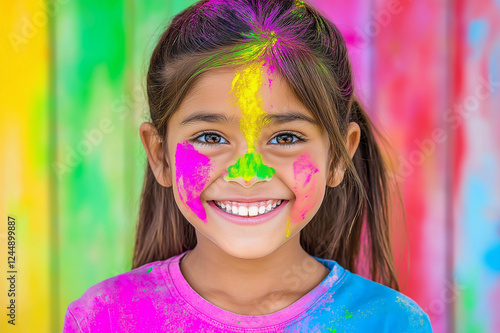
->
[0, 0, 51, 332]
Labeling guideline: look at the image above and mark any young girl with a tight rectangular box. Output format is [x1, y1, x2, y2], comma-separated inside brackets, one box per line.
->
[63, 0, 432, 332]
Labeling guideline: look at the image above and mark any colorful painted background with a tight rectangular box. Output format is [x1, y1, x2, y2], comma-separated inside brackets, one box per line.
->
[1, 0, 499, 332]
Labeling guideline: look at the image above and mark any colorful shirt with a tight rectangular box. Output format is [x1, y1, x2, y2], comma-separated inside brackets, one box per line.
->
[63, 250, 433, 332]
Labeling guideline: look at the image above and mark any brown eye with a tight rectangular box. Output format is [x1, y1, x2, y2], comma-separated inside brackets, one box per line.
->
[205, 133, 221, 143]
[193, 132, 229, 146]
[275, 134, 294, 144]
[268, 132, 306, 146]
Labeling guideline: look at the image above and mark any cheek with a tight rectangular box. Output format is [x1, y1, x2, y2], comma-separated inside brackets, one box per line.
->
[289, 153, 323, 224]
[174, 141, 213, 223]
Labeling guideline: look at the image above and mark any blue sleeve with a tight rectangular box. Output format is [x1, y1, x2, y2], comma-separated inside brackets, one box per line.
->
[389, 295, 434, 333]
[395, 312, 433, 333]
[417, 313, 433, 333]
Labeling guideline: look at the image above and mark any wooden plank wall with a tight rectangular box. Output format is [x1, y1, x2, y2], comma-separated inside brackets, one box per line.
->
[1, 0, 498, 332]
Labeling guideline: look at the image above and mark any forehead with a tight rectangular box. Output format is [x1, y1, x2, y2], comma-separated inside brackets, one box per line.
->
[177, 64, 309, 116]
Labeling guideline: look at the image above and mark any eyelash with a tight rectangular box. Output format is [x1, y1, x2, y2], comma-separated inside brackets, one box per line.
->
[190, 131, 307, 147]
[269, 131, 307, 146]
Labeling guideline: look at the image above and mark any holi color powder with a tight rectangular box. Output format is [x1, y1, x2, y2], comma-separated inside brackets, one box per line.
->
[225, 62, 276, 182]
[291, 153, 319, 221]
[64, 250, 431, 331]
[283, 218, 292, 241]
[226, 152, 274, 181]
[263, 60, 277, 85]
[295, 0, 306, 8]
[344, 309, 353, 319]
[230, 63, 268, 150]
[25, 0, 495, 329]
[175, 141, 213, 223]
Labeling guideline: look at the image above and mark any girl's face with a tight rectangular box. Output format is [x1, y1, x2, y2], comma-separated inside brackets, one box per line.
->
[164, 63, 335, 259]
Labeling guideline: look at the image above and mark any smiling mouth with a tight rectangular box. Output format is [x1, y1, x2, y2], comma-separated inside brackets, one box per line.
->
[211, 199, 284, 217]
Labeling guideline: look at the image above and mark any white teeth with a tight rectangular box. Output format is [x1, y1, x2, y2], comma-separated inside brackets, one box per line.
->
[238, 206, 248, 216]
[213, 200, 285, 217]
[248, 206, 259, 216]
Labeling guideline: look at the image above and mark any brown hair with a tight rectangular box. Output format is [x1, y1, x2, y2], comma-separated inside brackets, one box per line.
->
[132, 0, 404, 291]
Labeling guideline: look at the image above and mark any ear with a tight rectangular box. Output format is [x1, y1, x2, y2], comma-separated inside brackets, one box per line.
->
[327, 122, 361, 187]
[139, 122, 173, 187]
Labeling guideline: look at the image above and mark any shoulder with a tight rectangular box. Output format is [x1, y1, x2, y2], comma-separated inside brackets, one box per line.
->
[62, 256, 186, 331]
[65, 260, 166, 318]
[340, 272, 433, 332]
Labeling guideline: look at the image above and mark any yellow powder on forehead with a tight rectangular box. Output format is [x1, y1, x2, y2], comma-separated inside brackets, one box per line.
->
[225, 62, 276, 182]
[230, 62, 270, 153]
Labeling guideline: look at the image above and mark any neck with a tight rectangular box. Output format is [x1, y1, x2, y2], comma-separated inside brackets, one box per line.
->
[179, 231, 330, 315]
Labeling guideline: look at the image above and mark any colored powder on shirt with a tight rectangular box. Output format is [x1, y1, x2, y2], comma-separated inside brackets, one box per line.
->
[345, 309, 353, 319]
[62, 251, 433, 332]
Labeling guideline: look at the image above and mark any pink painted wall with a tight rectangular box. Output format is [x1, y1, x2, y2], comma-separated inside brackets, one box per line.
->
[314, 0, 500, 332]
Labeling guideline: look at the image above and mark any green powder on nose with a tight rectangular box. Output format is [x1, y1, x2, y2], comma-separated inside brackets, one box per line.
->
[226, 151, 275, 181]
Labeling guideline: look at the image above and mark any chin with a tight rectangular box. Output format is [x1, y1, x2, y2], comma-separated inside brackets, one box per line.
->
[211, 236, 288, 260]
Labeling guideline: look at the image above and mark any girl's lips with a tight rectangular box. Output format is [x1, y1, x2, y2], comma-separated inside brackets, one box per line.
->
[207, 200, 289, 225]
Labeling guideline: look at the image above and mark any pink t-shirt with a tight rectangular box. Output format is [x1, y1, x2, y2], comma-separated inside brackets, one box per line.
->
[63, 250, 432, 332]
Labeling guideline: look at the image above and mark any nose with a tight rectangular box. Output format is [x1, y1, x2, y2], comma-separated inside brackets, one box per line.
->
[223, 151, 275, 188]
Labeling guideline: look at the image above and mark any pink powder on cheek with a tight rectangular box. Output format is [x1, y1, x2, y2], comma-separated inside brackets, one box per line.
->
[290, 153, 319, 222]
[175, 141, 213, 223]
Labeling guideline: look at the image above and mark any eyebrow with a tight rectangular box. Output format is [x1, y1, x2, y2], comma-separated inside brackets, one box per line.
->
[264, 112, 318, 125]
[180, 110, 318, 126]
